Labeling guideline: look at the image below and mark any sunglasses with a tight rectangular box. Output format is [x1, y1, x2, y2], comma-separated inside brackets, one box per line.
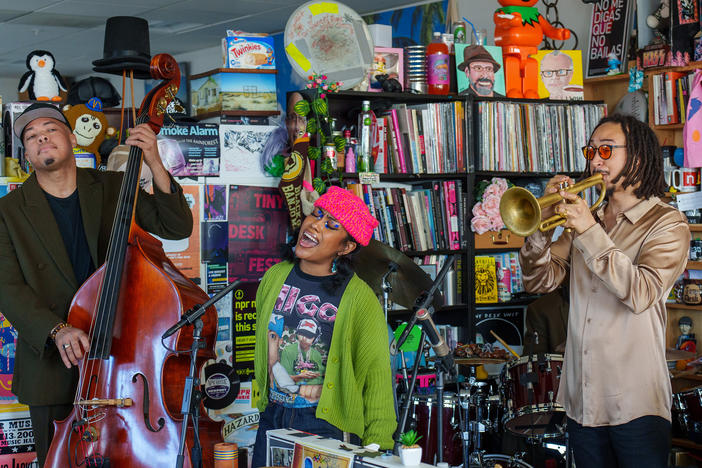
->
[581, 144, 626, 160]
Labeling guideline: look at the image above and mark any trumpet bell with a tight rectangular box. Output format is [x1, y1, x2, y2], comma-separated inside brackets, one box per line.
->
[499, 187, 542, 237]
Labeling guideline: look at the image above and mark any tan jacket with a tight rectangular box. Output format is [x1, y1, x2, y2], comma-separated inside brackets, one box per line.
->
[520, 197, 689, 426]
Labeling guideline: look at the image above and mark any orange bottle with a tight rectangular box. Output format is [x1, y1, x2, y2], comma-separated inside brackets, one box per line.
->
[427, 31, 450, 95]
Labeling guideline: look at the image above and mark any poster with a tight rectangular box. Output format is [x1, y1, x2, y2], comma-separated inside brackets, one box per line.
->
[157, 123, 220, 177]
[227, 186, 289, 283]
[202, 221, 229, 265]
[0, 405, 37, 467]
[534, 50, 584, 100]
[219, 125, 279, 187]
[158, 184, 201, 282]
[204, 185, 227, 221]
[586, 0, 635, 77]
[231, 282, 259, 381]
[475, 256, 498, 304]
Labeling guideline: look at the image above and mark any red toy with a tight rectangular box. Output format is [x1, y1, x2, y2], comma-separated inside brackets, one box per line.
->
[494, 0, 570, 99]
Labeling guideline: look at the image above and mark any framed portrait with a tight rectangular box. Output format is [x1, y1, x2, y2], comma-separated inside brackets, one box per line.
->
[368, 47, 403, 92]
[455, 44, 505, 97]
[534, 50, 584, 100]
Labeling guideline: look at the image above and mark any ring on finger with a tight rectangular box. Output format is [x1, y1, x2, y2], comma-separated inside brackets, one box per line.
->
[63, 343, 71, 349]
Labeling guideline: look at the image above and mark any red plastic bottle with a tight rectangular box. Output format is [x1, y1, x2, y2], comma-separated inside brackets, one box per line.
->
[427, 31, 450, 95]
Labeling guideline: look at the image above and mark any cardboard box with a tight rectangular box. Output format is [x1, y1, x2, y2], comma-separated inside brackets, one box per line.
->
[190, 68, 278, 117]
[222, 35, 275, 69]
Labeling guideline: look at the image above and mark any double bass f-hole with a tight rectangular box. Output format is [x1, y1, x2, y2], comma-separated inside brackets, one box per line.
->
[133, 372, 165, 433]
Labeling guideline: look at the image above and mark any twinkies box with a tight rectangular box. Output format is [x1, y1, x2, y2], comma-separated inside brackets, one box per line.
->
[222, 35, 275, 69]
[190, 68, 278, 117]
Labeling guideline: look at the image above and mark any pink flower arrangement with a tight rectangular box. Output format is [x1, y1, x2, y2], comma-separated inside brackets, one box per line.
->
[471, 177, 511, 235]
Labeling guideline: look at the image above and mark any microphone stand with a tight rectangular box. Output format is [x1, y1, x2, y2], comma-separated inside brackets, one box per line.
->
[392, 255, 457, 461]
[167, 279, 242, 468]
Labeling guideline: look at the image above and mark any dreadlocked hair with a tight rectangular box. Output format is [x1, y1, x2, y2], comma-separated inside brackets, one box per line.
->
[583, 114, 667, 198]
[281, 230, 361, 295]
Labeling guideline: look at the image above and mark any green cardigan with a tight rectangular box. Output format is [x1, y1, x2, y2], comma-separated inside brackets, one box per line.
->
[255, 261, 397, 449]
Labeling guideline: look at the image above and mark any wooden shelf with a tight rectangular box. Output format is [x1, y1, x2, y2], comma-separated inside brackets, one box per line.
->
[689, 260, 702, 270]
[690, 224, 702, 232]
[652, 123, 685, 130]
[192, 110, 280, 120]
[667, 303, 702, 311]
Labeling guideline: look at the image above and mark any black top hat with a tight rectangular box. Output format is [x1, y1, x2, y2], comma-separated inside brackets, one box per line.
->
[457, 45, 501, 73]
[92, 16, 152, 79]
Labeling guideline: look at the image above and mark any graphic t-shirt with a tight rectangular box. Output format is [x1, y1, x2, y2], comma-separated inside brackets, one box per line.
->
[267, 263, 349, 407]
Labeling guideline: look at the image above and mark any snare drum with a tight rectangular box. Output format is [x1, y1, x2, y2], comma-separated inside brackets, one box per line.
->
[502, 354, 565, 438]
[411, 393, 462, 466]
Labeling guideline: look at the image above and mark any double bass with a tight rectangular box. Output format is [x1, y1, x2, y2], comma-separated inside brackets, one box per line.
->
[45, 54, 222, 467]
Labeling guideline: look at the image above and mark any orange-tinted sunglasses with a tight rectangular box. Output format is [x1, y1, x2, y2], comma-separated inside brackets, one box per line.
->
[581, 144, 626, 160]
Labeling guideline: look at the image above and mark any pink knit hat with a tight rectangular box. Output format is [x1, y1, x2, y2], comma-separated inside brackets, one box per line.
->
[313, 186, 379, 246]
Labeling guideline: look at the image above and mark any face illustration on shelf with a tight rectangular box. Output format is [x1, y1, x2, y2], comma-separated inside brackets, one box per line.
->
[540, 52, 574, 99]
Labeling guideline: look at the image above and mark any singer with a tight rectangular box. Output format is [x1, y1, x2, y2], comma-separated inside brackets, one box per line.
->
[251, 186, 397, 467]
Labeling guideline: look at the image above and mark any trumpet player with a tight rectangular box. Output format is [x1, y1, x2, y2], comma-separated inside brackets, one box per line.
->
[519, 115, 689, 467]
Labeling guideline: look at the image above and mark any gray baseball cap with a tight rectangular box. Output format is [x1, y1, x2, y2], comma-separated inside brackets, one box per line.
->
[14, 102, 72, 140]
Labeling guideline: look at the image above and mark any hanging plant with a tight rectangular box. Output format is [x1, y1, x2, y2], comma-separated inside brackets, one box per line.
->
[294, 73, 346, 194]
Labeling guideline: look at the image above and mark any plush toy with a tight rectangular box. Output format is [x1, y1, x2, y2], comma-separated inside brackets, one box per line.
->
[62, 97, 115, 165]
[494, 0, 570, 99]
[647, 0, 671, 40]
[18, 50, 67, 101]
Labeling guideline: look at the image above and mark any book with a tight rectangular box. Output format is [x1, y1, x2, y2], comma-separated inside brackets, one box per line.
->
[475, 256, 498, 303]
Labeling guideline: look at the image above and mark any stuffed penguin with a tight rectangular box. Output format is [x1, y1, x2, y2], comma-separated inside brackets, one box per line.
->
[18, 50, 67, 101]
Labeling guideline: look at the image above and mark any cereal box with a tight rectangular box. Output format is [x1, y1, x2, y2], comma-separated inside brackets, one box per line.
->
[222, 34, 275, 70]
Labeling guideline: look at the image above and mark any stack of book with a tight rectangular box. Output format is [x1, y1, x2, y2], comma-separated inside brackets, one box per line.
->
[347, 181, 465, 252]
[651, 71, 694, 125]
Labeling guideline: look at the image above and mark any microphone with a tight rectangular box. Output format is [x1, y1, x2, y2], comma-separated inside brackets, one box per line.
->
[416, 308, 455, 375]
[162, 279, 242, 339]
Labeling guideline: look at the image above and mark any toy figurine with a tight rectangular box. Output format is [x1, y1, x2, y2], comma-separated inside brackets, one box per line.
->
[676, 316, 697, 352]
[494, 0, 570, 99]
[607, 51, 622, 75]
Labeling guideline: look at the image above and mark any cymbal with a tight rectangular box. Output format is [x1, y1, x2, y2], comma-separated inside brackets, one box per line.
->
[352, 239, 442, 309]
[666, 348, 696, 361]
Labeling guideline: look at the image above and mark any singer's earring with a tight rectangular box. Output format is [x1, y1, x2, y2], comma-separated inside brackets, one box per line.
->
[331, 257, 338, 273]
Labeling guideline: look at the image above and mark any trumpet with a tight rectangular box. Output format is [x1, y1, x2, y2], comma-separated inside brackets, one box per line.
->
[499, 174, 606, 237]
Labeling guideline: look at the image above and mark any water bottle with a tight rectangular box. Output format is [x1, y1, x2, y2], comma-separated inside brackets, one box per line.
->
[357, 100, 375, 172]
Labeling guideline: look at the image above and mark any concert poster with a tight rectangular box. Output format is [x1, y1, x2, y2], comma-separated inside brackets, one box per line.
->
[201, 221, 229, 265]
[227, 186, 289, 282]
[0, 406, 37, 467]
[204, 184, 227, 221]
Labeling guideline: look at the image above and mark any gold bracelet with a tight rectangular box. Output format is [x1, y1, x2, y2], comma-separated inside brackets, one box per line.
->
[49, 322, 71, 342]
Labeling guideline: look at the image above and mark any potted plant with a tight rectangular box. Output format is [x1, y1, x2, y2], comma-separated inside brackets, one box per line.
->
[398, 430, 422, 466]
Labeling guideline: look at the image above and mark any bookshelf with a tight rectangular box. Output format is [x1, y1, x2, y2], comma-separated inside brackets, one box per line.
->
[468, 97, 606, 343]
[324, 90, 473, 334]
[583, 61, 702, 146]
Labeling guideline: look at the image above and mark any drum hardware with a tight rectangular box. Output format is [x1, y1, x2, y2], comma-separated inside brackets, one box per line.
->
[392, 255, 458, 463]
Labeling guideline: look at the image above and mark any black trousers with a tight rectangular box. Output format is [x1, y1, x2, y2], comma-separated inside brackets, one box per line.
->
[567, 416, 671, 468]
[29, 403, 73, 467]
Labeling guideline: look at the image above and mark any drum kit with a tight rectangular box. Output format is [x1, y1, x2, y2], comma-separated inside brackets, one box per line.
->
[353, 241, 570, 468]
